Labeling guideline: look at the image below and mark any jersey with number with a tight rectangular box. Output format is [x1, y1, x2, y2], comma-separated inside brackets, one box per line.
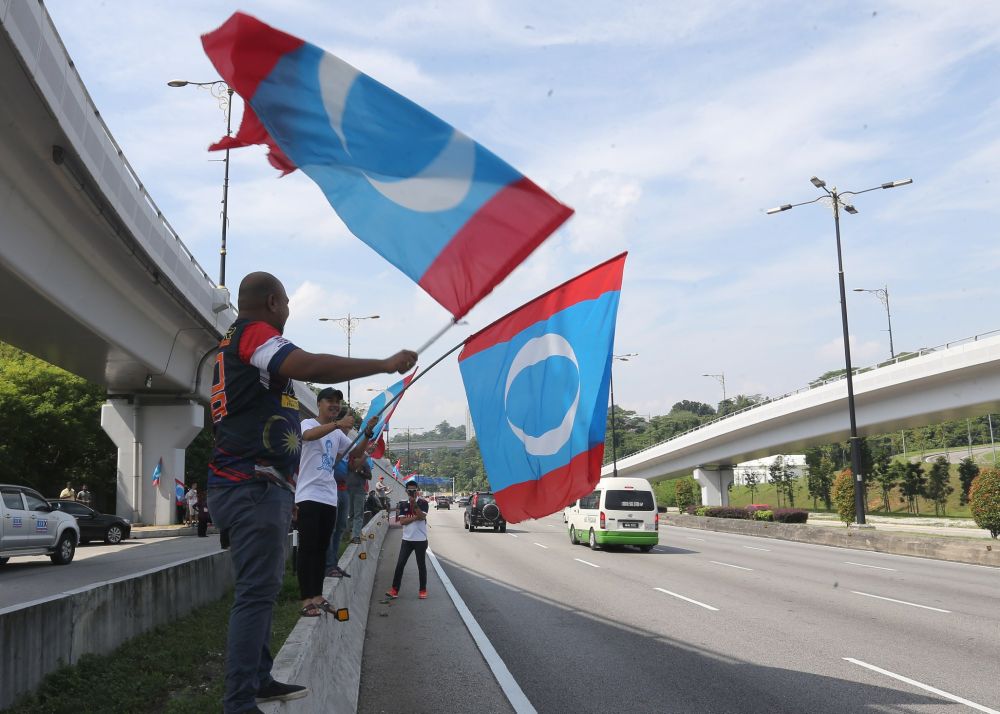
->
[208, 319, 302, 489]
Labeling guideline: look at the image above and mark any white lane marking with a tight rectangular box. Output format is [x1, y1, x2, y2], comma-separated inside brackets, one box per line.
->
[546, 524, 556, 528]
[428, 549, 537, 714]
[574, 558, 600, 568]
[844, 561, 897, 572]
[685, 536, 706, 541]
[654, 587, 719, 611]
[533, 542, 549, 549]
[507, 533, 519, 538]
[743, 545, 771, 552]
[850, 591, 951, 613]
[710, 560, 753, 571]
[844, 658, 999, 714]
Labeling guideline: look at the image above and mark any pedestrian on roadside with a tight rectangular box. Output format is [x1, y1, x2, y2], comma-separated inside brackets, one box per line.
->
[185, 484, 199, 526]
[385, 475, 430, 600]
[75, 484, 92, 507]
[59, 481, 75, 499]
[346, 454, 371, 544]
[207, 271, 415, 714]
[197, 488, 210, 537]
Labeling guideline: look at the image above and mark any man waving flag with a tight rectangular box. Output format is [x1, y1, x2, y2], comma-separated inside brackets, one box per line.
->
[201, 13, 573, 320]
[459, 254, 626, 523]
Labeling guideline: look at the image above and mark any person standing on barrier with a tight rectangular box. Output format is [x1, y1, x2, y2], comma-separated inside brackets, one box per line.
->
[385, 475, 430, 600]
[207, 271, 416, 714]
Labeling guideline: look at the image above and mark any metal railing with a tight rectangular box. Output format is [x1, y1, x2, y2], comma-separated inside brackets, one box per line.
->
[607, 327, 1000, 465]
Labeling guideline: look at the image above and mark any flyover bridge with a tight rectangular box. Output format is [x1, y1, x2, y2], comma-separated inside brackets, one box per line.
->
[603, 331, 1000, 505]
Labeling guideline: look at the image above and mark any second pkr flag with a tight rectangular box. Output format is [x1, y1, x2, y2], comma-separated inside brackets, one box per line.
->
[202, 13, 573, 320]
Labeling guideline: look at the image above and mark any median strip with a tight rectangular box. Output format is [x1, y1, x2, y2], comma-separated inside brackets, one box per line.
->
[850, 590, 950, 613]
[843, 658, 998, 714]
[654, 587, 719, 611]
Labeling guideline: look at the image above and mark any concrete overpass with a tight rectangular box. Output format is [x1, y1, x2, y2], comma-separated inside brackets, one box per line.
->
[603, 330, 1000, 505]
[386, 439, 469, 452]
[0, 2, 315, 524]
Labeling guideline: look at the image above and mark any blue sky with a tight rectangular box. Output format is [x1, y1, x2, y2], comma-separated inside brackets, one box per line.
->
[44, 1, 1000, 434]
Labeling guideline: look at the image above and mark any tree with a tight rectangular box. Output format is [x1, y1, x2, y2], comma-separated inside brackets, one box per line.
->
[831, 468, 855, 525]
[925, 456, 954, 516]
[675, 477, 698, 512]
[743, 468, 761, 503]
[807, 456, 835, 510]
[768, 456, 789, 508]
[969, 468, 1000, 538]
[876, 461, 905, 513]
[958, 457, 980, 506]
[670, 400, 715, 417]
[898, 462, 927, 514]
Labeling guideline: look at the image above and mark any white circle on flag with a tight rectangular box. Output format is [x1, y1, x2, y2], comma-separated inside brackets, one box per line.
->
[503, 333, 580, 456]
[318, 53, 476, 213]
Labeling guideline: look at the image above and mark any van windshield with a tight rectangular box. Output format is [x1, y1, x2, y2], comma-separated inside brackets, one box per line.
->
[605, 490, 654, 511]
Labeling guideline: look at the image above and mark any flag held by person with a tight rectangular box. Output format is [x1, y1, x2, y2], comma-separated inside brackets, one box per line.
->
[459, 254, 626, 523]
[151, 458, 162, 487]
[174, 479, 185, 506]
[360, 372, 415, 447]
[201, 13, 574, 320]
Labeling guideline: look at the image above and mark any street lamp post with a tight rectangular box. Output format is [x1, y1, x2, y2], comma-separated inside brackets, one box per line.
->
[767, 176, 912, 526]
[167, 79, 234, 287]
[318, 314, 380, 404]
[853, 285, 895, 359]
[400, 426, 424, 473]
[609, 353, 637, 478]
[702, 372, 727, 409]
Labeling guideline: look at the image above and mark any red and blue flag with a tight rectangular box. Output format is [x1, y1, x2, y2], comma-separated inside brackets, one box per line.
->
[458, 254, 626, 523]
[175, 479, 186, 507]
[201, 13, 574, 320]
[360, 372, 415, 446]
[151, 457, 162, 487]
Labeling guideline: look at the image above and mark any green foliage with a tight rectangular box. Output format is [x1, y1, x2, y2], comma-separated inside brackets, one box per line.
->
[806, 455, 835, 510]
[670, 400, 715, 417]
[743, 468, 762, 503]
[184, 428, 214, 490]
[925, 456, 954, 516]
[831, 468, 855, 525]
[674, 477, 698, 512]
[694, 505, 709, 516]
[0, 342, 116, 507]
[969, 468, 1000, 538]
[752, 509, 774, 521]
[899, 462, 927, 514]
[388, 420, 466, 443]
[958, 457, 980, 506]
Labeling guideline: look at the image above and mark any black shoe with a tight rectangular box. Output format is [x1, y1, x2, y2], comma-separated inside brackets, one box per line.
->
[255, 680, 309, 703]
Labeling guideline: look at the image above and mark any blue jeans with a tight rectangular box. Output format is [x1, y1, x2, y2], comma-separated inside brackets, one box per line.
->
[325, 490, 350, 571]
[209, 481, 293, 714]
[348, 489, 367, 539]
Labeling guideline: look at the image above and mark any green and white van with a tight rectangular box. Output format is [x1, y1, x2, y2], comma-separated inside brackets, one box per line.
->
[565, 477, 658, 552]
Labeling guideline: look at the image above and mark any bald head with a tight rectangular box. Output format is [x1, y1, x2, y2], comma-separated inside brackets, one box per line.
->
[237, 272, 290, 331]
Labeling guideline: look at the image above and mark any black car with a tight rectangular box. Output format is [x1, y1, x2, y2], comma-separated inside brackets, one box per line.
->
[435, 496, 451, 510]
[464, 492, 506, 533]
[49, 500, 132, 544]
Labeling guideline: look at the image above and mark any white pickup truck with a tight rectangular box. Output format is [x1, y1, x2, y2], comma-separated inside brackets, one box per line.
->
[0, 484, 80, 566]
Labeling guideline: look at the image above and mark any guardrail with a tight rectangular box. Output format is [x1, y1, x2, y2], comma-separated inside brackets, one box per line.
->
[608, 327, 1000, 466]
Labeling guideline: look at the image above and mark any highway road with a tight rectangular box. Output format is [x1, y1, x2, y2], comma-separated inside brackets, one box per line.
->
[427, 509, 999, 713]
[0, 535, 223, 609]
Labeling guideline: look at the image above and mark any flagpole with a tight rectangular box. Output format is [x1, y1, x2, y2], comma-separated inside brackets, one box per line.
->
[416, 318, 458, 355]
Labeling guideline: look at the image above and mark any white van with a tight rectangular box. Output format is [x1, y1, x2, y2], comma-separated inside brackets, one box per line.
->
[565, 477, 658, 552]
[0, 484, 80, 566]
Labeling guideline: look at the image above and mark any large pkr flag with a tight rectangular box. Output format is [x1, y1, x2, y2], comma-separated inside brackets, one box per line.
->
[361, 371, 415, 444]
[459, 254, 626, 523]
[202, 13, 573, 320]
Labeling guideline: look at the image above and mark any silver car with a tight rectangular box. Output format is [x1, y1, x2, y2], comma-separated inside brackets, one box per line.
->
[0, 484, 80, 566]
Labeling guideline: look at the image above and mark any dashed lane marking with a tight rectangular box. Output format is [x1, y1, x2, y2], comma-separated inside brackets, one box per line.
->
[844, 561, 897, 572]
[843, 658, 998, 714]
[653, 587, 719, 611]
[850, 590, 950, 613]
[710, 560, 753, 571]
[574, 558, 600, 568]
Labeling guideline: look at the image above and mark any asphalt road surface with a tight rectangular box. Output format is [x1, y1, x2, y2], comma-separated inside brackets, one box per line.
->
[0, 535, 223, 609]
[425, 509, 999, 713]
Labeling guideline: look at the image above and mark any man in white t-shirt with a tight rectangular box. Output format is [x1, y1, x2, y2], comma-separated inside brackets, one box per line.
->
[185, 485, 199, 526]
[385, 475, 430, 600]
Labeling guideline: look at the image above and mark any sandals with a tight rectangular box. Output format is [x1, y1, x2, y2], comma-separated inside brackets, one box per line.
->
[326, 567, 351, 578]
[300, 602, 322, 618]
[316, 599, 338, 615]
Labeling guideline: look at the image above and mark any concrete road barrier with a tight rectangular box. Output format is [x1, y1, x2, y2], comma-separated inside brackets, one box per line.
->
[262, 513, 390, 714]
[663, 514, 1000, 567]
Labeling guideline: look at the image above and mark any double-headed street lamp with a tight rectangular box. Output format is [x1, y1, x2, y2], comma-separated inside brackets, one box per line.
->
[167, 79, 234, 289]
[609, 353, 637, 478]
[318, 314, 380, 404]
[853, 285, 895, 360]
[767, 176, 912, 525]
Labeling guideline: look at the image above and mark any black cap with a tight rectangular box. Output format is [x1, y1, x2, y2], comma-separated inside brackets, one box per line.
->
[317, 387, 341, 402]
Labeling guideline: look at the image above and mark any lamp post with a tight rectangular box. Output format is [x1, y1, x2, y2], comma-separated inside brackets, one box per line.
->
[167, 79, 234, 288]
[767, 176, 912, 525]
[853, 285, 895, 359]
[399, 426, 424, 473]
[318, 314, 380, 404]
[609, 353, 637, 478]
[702, 372, 727, 410]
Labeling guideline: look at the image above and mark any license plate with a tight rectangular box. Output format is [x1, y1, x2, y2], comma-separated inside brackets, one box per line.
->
[620, 521, 639, 529]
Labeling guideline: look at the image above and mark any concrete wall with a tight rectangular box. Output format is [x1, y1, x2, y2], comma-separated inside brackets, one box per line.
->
[262, 513, 390, 714]
[663, 514, 1000, 567]
[0, 550, 233, 709]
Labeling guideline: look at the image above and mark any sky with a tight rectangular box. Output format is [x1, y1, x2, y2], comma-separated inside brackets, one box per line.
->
[42, 0, 1000, 436]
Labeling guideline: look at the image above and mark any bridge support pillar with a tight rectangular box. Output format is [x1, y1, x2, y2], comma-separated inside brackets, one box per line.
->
[101, 399, 204, 525]
[694, 467, 734, 507]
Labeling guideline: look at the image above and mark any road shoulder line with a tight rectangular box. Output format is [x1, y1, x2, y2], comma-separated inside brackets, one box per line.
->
[843, 658, 998, 714]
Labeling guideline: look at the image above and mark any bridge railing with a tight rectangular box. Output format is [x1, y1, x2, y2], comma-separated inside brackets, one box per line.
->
[609, 327, 1000, 465]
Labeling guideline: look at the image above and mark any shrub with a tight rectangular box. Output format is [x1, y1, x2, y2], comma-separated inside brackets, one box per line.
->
[830, 468, 855, 525]
[771, 508, 808, 524]
[969, 467, 1000, 539]
[675, 477, 698, 513]
[694, 506, 709, 516]
[704, 506, 750, 519]
[746, 504, 771, 513]
[752, 510, 774, 521]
